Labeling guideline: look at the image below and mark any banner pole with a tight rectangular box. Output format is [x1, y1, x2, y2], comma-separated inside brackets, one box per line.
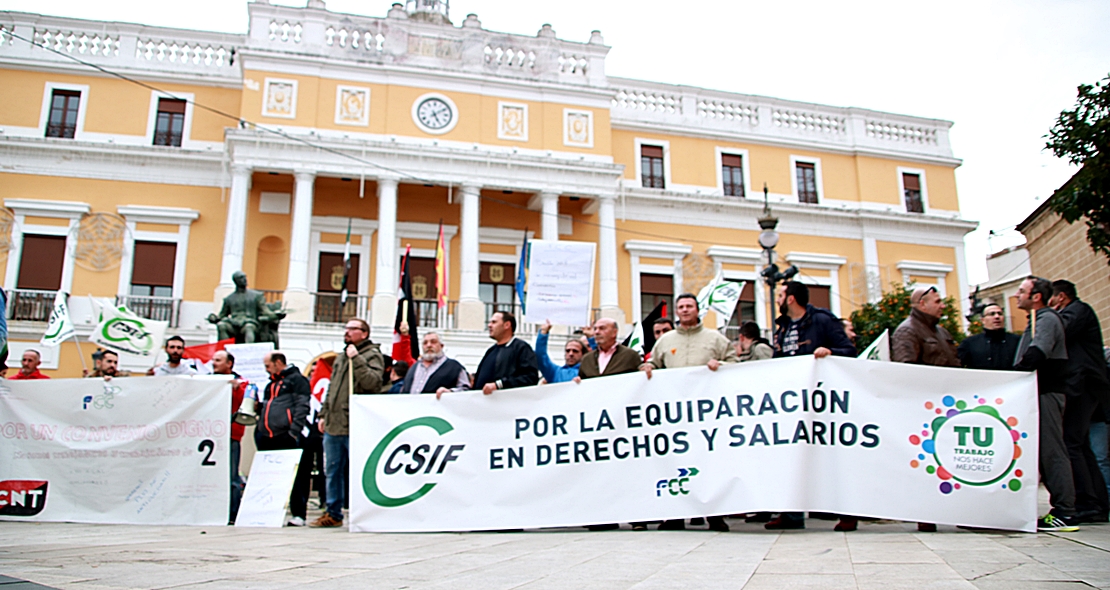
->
[347, 352, 354, 397]
[71, 333, 88, 374]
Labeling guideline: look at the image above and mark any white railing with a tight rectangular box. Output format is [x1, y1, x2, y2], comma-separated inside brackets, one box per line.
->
[484, 44, 535, 71]
[268, 20, 302, 44]
[610, 77, 956, 160]
[325, 25, 383, 53]
[772, 108, 846, 135]
[34, 28, 119, 57]
[0, 23, 14, 47]
[866, 120, 939, 145]
[134, 39, 234, 67]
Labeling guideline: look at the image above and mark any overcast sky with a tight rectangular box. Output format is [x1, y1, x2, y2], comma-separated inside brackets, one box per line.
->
[4, 0, 1108, 285]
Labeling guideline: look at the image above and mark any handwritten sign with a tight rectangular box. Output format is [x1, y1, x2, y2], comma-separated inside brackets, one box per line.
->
[524, 240, 596, 326]
[234, 449, 302, 528]
[225, 342, 274, 385]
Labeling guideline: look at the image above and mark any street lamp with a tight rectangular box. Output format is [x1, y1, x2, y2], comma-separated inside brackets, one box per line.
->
[757, 183, 798, 328]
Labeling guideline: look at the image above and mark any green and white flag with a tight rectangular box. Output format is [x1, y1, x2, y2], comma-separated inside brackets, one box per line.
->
[859, 329, 890, 362]
[89, 304, 168, 357]
[627, 321, 645, 355]
[696, 270, 746, 329]
[41, 293, 76, 346]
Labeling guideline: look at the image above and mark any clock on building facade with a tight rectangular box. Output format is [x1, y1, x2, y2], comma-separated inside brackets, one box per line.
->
[412, 93, 458, 134]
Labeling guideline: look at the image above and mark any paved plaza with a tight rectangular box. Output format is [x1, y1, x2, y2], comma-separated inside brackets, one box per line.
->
[3, 491, 1110, 590]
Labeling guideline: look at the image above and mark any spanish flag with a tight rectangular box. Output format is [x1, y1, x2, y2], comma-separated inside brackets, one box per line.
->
[435, 221, 447, 309]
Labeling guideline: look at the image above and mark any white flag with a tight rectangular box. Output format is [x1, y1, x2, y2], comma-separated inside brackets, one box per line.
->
[859, 329, 891, 362]
[89, 305, 168, 357]
[696, 270, 746, 329]
[626, 321, 646, 356]
[41, 293, 76, 346]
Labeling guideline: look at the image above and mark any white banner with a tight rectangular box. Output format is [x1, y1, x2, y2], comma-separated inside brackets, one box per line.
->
[350, 357, 1038, 532]
[523, 240, 596, 327]
[0, 376, 231, 525]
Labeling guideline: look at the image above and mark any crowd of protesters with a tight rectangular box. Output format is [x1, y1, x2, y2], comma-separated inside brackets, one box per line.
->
[25, 274, 1106, 534]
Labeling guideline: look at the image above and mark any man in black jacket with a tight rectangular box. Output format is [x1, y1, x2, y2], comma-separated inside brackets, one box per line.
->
[1051, 280, 1110, 522]
[256, 351, 311, 526]
[958, 303, 1021, 370]
[404, 331, 471, 396]
[470, 311, 539, 395]
[768, 281, 855, 530]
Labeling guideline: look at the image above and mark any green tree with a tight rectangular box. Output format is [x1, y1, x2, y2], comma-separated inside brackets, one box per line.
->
[1045, 72, 1110, 261]
[850, 283, 966, 353]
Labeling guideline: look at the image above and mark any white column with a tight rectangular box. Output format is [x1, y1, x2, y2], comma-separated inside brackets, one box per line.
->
[597, 194, 624, 324]
[540, 191, 559, 241]
[371, 176, 400, 327]
[218, 165, 251, 288]
[456, 183, 484, 330]
[283, 170, 315, 322]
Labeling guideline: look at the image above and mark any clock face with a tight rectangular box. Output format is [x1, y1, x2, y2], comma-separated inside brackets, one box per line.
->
[416, 98, 453, 130]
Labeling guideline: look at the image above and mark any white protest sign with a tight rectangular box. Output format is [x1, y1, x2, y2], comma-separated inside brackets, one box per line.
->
[351, 356, 1038, 533]
[523, 240, 596, 327]
[225, 342, 275, 385]
[0, 376, 230, 525]
[234, 449, 302, 528]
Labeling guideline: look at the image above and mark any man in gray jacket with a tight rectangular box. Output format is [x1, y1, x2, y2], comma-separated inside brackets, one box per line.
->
[1015, 277, 1078, 532]
[313, 318, 384, 528]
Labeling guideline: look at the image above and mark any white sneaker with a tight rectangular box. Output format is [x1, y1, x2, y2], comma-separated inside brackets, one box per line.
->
[287, 516, 306, 527]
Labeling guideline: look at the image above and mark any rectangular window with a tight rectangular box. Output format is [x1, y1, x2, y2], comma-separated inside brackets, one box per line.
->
[808, 285, 831, 311]
[17, 235, 66, 291]
[153, 98, 187, 147]
[722, 154, 745, 197]
[903, 173, 924, 213]
[796, 162, 818, 204]
[639, 273, 673, 319]
[129, 241, 177, 298]
[480, 262, 516, 318]
[45, 90, 80, 139]
[640, 145, 665, 189]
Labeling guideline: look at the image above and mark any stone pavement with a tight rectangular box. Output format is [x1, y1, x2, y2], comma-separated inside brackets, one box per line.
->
[2, 514, 1109, 590]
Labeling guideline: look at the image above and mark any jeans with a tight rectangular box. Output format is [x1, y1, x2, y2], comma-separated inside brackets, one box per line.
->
[323, 433, 350, 521]
[1062, 392, 1109, 514]
[1089, 421, 1110, 503]
[229, 439, 244, 524]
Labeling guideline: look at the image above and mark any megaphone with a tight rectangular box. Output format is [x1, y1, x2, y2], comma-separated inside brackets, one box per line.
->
[233, 383, 258, 426]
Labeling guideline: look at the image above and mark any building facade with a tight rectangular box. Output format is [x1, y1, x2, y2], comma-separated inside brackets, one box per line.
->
[0, 1, 976, 375]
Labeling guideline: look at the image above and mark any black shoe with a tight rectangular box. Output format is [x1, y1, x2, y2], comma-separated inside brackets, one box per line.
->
[745, 512, 772, 523]
[917, 522, 937, 532]
[765, 517, 804, 530]
[809, 512, 839, 520]
[586, 523, 620, 531]
[658, 519, 685, 530]
[689, 517, 706, 526]
[1074, 510, 1109, 523]
[707, 516, 729, 532]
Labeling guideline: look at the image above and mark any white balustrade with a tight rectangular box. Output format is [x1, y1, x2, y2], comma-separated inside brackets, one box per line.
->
[772, 108, 846, 135]
[558, 53, 588, 76]
[34, 29, 120, 57]
[612, 88, 683, 114]
[866, 120, 938, 145]
[325, 26, 384, 53]
[697, 98, 758, 124]
[484, 45, 535, 70]
[268, 20, 303, 44]
[0, 24, 13, 47]
[135, 39, 234, 67]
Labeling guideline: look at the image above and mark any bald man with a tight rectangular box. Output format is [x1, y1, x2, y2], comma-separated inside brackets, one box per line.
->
[9, 350, 49, 380]
[577, 318, 641, 379]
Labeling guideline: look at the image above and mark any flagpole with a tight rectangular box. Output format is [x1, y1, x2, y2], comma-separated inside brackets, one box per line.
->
[71, 333, 88, 374]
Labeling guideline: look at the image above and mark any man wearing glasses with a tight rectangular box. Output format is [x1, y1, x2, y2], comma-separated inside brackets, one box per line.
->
[313, 318, 384, 528]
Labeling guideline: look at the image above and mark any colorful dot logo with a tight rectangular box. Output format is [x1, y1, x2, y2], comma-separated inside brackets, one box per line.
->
[909, 395, 1027, 494]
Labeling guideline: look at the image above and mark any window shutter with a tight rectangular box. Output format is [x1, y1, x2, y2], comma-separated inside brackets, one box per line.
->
[131, 241, 177, 288]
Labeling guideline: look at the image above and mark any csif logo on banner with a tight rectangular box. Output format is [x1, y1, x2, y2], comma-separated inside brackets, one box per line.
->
[0, 480, 48, 516]
[363, 417, 465, 507]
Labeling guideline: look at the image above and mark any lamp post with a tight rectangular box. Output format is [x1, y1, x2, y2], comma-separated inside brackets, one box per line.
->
[757, 183, 798, 330]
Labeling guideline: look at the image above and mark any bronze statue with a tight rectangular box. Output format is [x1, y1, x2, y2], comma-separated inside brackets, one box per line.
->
[208, 271, 284, 345]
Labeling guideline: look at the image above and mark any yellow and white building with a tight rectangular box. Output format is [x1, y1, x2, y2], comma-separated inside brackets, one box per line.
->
[0, 0, 976, 375]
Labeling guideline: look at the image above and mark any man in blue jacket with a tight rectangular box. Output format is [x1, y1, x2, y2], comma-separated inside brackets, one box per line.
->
[767, 281, 856, 530]
[535, 319, 585, 384]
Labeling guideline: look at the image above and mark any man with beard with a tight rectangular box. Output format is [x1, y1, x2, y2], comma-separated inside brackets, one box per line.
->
[958, 303, 1020, 370]
[313, 318, 384, 528]
[86, 349, 123, 379]
[403, 332, 470, 395]
[151, 336, 196, 376]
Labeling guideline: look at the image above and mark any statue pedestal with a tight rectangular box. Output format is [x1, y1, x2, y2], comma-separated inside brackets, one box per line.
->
[456, 299, 485, 331]
[283, 290, 313, 323]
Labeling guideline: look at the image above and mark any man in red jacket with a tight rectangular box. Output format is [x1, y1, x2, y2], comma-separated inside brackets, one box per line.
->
[9, 350, 50, 380]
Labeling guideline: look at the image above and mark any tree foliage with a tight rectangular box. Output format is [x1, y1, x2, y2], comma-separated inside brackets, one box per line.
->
[849, 283, 966, 353]
[1045, 72, 1110, 261]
